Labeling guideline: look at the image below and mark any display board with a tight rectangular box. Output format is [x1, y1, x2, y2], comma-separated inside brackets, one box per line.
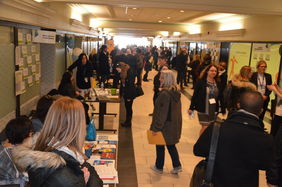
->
[227, 43, 252, 80]
[15, 28, 41, 104]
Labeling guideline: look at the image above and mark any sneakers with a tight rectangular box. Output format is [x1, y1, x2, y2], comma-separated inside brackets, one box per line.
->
[170, 166, 182, 174]
[150, 165, 163, 174]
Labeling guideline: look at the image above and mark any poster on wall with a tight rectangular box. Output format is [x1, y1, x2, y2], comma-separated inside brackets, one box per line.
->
[227, 43, 252, 80]
[15, 70, 24, 95]
[26, 34, 32, 44]
[18, 32, 23, 44]
[32, 30, 56, 44]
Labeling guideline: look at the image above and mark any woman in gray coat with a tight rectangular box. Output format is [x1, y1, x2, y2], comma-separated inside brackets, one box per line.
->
[150, 70, 182, 174]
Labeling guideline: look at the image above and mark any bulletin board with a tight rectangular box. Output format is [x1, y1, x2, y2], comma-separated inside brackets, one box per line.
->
[15, 28, 41, 104]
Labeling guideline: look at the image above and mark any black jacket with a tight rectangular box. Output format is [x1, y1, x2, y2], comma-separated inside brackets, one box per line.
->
[121, 68, 136, 100]
[267, 126, 282, 186]
[194, 110, 274, 187]
[12, 142, 103, 187]
[68, 61, 93, 89]
[98, 52, 110, 75]
[189, 79, 224, 113]
[250, 72, 272, 97]
[175, 54, 187, 72]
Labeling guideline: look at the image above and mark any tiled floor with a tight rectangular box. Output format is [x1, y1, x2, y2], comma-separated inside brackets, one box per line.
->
[130, 70, 269, 187]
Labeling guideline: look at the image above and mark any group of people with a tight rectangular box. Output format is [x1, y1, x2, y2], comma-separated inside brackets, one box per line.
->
[1, 43, 282, 187]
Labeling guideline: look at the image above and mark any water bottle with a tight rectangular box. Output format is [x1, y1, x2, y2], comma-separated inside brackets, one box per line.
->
[86, 119, 96, 141]
[101, 82, 104, 90]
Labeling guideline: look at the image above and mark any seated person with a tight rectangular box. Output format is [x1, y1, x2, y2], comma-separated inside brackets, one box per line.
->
[32, 95, 57, 132]
[0, 116, 33, 186]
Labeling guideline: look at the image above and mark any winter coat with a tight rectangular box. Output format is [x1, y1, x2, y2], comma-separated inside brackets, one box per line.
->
[0, 144, 27, 186]
[150, 89, 182, 145]
[189, 79, 224, 113]
[194, 110, 274, 187]
[267, 126, 282, 187]
[224, 74, 256, 114]
[12, 136, 103, 187]
[98, 52, 110, 76]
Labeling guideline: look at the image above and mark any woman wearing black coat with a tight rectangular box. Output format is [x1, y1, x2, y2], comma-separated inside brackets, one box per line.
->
[12, 97, 103, 187]
[119, 62, 136, 127]
[189, 64, 224, 135]
[68, 53, 93, 90]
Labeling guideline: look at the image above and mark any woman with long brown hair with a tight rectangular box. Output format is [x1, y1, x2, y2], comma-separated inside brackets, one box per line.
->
[12, 97, 103, 187]
[189, 64, 224, 135]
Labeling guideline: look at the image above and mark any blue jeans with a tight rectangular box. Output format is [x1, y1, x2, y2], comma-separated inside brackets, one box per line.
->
[155, 144, 181, 170]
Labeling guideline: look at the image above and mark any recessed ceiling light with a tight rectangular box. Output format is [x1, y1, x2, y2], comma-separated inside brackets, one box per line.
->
[158, 20, 163, 23]
[180, 10, 184, 13]
[167, 17, 171, 19]
[132, 8, 137, 10]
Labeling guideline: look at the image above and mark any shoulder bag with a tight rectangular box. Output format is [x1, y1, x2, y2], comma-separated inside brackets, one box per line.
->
[190, 121, 221, 187]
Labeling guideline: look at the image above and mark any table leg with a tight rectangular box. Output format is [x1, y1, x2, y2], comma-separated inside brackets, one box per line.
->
[99, 102, 106, 130]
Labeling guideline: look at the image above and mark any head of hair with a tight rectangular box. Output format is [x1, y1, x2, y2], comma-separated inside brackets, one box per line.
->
[91, 48, 97, 54]
[5, 116, 33, 144]
[256, 60, 267, 69]
[100, 45, 107, 51]
[239, 66, 252, 81]
[158, 55, 166, 61]
[239, 90, 263, 116]
[77, 53, 88, 62]
[121, 48, 127, 53]
[60, 71, 73, 85]
[204, 54, 212, 64]
[199, 64, 219, 80]
[47, 89, 59, 96]
[160, 70, 178, 91]
[136, 48, 141, 54]
[34, 97, 86, 153]
[35, 95, 55, 123]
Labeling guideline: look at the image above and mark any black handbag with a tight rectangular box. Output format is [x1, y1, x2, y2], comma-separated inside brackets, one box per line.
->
[135, 85, 144, 97]
[190, 122, 221, 187]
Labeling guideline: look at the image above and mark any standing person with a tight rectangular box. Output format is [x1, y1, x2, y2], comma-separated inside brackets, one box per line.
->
[149, 56, 168, 116]
[143, 51, 152, 82]
[267, 84, 282, 136]
[189, 64, 224, 135]
[119, 62, 136, 128]
[88, 48, 98, 72]
[135, 48, 145, 86]
[126, 48, 137, 79]
[98, 45, 110, 87]
[150, 70, 182, 174]
[12, 97, 103, 187]
[0, 117, 33, 186]
[194, 90, 274, 187]
[250, 60, 272, 120]
[176, 49, 188, 89]
[218, 61, 228, 113]
[225, 66, 257, 116]
[68, 53, 93, 91]
[189, 55, 201, 89]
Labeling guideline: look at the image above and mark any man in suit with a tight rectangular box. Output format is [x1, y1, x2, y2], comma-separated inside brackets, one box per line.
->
[250, 60, 272, 120]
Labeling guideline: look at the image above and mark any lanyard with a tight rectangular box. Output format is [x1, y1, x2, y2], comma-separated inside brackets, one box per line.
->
[257, 74, 265, 89]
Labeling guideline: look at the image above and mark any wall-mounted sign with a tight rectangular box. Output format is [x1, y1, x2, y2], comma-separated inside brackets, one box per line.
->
[32, 30, 56, 44]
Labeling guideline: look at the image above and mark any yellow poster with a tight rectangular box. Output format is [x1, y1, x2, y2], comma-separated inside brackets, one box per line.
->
[227, 43, 252, 80]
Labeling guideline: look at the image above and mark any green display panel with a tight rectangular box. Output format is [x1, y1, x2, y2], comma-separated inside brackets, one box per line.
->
[227, 43, 252, 80]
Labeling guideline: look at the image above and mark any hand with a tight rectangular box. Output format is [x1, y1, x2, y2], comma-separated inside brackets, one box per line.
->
[82, 167, 90, 184]
[267, 85, 275, 91]
[262, 95, 268, 101]
[267, 183, 278, 187]
[152, 131, 158, 136]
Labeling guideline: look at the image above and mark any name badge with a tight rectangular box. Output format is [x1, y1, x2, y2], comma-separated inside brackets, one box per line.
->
[209, 98, 216, 104]
[85, 78, 88, 83]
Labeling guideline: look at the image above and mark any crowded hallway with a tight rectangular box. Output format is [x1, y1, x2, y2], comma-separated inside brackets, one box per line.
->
[1, 0, 282, 187]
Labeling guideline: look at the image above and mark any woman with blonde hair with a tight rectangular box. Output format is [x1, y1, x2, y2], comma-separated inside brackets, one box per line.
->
[225, 65, 256, 115]
[150, 70, 183, 174]
[12, 97, 103, 187]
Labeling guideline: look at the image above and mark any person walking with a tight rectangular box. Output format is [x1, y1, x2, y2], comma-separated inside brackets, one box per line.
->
[194, 90, 274, 187]
[150, 70, 182, 174]
[189, 64, 224, 135]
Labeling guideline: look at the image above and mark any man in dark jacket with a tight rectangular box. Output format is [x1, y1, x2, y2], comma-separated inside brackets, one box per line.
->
[194, 90, 273, 187]
[98, 45, 110, 87]
[149, 56, 168, 116]
[176, 49, 188, 89]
